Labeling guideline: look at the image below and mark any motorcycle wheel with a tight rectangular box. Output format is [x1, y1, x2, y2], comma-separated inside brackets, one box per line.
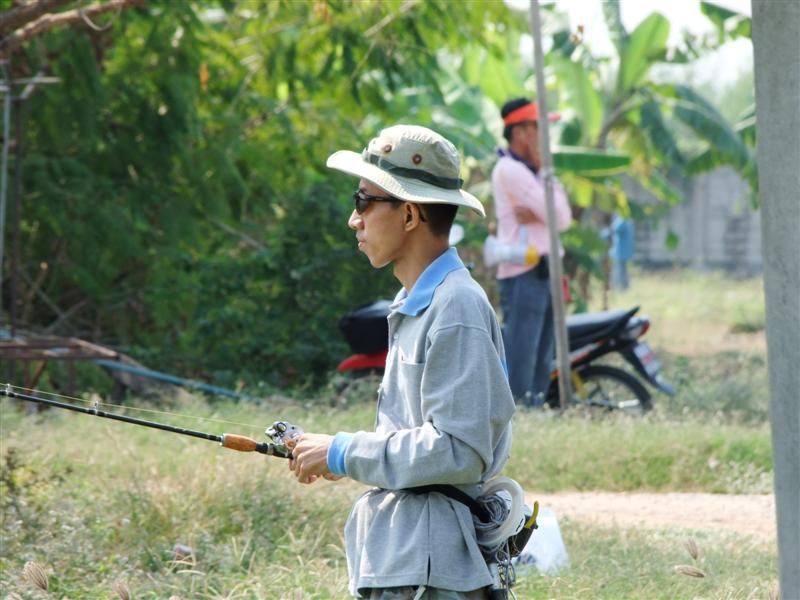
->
[553, 365, 652, 415]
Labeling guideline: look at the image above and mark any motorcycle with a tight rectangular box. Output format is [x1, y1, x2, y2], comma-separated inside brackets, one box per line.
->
[336, 301, 675, 414]
[544, 305, 675, 414]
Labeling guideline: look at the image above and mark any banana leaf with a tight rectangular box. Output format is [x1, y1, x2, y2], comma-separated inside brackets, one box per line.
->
[665, 85, 753, 170]
[700, 1, 751, 42]
[640, 101, 685, 167]
[553, 146, 631, 175]
[551, 56, 604, 144]
[638, 169, 684, 205]
[602, 1, 629, 56]
[616, 13, 670, 97]
[461, 40, 527, 108]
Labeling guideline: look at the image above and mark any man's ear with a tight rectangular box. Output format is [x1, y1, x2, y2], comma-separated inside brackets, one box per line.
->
[403, 203, 420, 231]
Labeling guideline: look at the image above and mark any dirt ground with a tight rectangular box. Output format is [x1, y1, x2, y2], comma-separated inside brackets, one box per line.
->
[526, 491, 777, 544]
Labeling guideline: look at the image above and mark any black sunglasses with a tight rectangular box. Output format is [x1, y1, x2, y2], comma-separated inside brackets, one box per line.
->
[352, 189, 397, 214]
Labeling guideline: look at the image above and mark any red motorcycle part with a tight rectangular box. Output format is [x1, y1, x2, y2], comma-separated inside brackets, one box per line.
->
[337, 350, 388, 373]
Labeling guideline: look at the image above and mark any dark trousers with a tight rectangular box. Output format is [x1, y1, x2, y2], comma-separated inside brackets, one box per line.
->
[498, 267, 554, 405]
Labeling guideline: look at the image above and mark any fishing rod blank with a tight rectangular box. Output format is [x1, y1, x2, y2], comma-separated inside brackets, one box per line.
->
[0, 385, 292, 458]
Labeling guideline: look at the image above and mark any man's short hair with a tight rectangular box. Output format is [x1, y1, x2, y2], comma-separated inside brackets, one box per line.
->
[501, 97, 533, 142]
[417, 202, 458, 237]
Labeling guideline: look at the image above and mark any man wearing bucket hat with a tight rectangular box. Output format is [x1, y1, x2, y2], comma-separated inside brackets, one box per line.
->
[490, 97, 573, 406]
[286, 125, 515, 599]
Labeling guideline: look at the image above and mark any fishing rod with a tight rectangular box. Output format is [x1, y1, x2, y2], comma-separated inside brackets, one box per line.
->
[0, 384, 300, 458]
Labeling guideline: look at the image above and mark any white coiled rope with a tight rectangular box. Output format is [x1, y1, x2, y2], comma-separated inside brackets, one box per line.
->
[473, 476, 526, 550]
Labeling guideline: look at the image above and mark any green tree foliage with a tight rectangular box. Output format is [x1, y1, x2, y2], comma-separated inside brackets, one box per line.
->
[6, 0, 519, 388]
[547, 5, 755, 207]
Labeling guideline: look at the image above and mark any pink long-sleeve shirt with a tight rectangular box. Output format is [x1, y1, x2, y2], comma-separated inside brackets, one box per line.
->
[491, 154, 573, 280]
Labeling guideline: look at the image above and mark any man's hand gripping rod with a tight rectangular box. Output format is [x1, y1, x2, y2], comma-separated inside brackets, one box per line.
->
[1, 384, 302, 459]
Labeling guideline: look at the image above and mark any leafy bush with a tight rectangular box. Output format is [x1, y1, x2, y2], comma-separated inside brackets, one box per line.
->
[177, 180, 397, 388]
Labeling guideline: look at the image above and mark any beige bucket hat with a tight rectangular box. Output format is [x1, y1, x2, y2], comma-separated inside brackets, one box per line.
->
[326, 124, 485, 217]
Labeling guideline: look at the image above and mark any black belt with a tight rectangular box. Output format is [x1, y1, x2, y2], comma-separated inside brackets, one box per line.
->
[403, 484, 490, 522]
[532, 255, 549, 280]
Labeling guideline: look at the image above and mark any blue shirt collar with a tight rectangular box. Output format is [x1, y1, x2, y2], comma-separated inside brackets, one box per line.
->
[391, 247, 465, 316]
[497, 147, 539, 176]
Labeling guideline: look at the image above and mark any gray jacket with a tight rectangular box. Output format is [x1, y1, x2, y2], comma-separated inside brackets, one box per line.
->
[340, 249, 515, 596]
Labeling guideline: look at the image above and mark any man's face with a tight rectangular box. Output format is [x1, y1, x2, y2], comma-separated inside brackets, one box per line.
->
[514, 120, 541, 167]
[347, 179, 406, 269]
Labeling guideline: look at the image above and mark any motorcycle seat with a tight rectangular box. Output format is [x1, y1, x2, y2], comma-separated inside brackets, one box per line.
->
[339, 299, 392, 354]
[566, 306, 640, 350]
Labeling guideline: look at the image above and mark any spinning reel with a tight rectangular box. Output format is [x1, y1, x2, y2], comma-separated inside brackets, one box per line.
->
[265, 420, 304, 455]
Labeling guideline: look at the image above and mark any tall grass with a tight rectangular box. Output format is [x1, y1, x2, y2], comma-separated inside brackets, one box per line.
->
[509, 410, 772, 494]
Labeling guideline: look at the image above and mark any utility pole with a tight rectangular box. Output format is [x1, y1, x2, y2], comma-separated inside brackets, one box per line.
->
[0, 60, 10, 318]
[528, 0, 572, 408]
[752, 1, 800, 598]
[0, 65, 58, 334]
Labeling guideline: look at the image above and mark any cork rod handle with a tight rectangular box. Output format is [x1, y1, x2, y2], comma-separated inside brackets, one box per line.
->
[221, 433, 258, 452]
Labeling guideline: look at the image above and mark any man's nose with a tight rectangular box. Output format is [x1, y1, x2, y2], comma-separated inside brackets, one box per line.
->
[348, 210, 363, 230]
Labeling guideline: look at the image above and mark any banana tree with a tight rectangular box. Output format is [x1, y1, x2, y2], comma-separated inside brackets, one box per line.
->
[548, 2, 756, 208]
[551, 4, 756, 298]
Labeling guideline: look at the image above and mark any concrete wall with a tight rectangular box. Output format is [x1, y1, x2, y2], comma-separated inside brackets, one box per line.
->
[632, 168, 762, 275]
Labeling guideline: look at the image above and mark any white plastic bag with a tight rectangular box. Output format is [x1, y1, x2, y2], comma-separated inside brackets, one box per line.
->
[513, 507, 569, 575]
[483, 234, 539, 268]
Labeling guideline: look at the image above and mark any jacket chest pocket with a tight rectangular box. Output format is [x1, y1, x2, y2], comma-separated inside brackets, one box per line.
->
[397, 359, 425, 420]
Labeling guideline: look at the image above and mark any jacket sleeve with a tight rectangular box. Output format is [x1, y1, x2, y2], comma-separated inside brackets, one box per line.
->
[342, 324, 515, 490]
[500, 160, 572, 231]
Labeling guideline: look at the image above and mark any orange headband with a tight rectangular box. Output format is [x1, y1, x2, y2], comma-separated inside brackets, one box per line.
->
[502, 103, 560, 126]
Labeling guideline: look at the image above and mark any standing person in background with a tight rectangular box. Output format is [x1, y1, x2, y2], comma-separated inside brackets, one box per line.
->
[491, 97, 573, 406]
[286, 125, 515, 599]
[605, 213, 635, 290]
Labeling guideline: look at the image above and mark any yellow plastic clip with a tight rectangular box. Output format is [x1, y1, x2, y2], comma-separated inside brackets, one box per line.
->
[524, 245, 540, 266]
[524, 500, 540, 530]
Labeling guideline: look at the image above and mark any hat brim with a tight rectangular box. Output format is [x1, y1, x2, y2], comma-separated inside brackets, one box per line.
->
[326, 150, 486, 217]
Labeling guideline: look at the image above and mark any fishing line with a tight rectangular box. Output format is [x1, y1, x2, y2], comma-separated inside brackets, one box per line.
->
[2, 384, 264, 432]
